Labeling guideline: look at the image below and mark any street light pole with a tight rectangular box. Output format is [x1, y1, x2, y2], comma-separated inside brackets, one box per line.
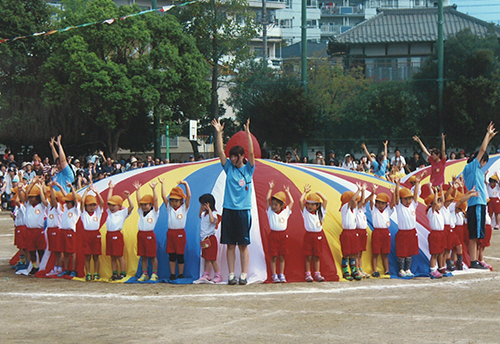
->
[437, 0, 444, 134]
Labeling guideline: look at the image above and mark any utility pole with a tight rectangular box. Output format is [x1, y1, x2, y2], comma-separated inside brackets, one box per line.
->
[301, 0, 308, 159]
[152, 0, 157, 10]
[437, 0, 444, 134]
[152, 0, 160, 159]
[262, 0, 267, 60]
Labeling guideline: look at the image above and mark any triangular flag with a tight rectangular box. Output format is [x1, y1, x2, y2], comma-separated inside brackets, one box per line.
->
[103, 19, 115, 25]
[160, 5, 174, 12]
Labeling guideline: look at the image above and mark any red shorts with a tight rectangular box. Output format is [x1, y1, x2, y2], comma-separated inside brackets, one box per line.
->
[356, 228, 368, 252]
[268, 230, 288, 257]
[83, 230, 102, 255]
[26, 227, 46, 251]
[488, 197, 500, 214]
[106, 230, 124, 257]
[14, 225, 27, 250]
[428, 230, 446, 254]
[479, 224, 492, 247]
[201, 234, 218, 261]
[454, 224, 465, 246]
[371, 228, 391, 254]
[166, 229, 186, 254]
[137, 231, 157, 257]
[445, 225, 462, 250]
[303, 231, 324, 256]
[60, 229, 76, 253]
[395, 229, 419, 257]
[340, 229, 360, 256]
[47, 227, 63, 252]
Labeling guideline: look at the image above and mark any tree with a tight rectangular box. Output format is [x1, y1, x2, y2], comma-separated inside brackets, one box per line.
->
[41, 0, 210, 158]
[412, 29, 500, 150]
[172, 0, 258, 120]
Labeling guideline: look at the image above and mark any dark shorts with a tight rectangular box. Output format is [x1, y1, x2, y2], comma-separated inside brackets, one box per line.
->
[467, 204, 486, 239]
[221, 208, 251, 245]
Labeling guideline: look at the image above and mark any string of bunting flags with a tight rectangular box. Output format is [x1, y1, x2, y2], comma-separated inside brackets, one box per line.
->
[0, 1, 199, 45]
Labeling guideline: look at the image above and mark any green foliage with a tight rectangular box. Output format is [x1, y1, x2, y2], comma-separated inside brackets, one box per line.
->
[412, 29, 500, 149]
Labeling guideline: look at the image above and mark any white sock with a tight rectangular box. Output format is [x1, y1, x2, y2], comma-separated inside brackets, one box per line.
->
[240, 273, 247, 280]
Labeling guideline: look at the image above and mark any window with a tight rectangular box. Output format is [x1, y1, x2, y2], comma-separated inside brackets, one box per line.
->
[307, 0, 318, 7]
[307, 20, 317, 28]
[280, 19, 293, 28]
[161, 136, 178, 148]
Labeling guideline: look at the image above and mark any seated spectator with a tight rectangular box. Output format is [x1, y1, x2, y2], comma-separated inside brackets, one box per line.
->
[407, 152, 425, 172]
[315, 151, 326, 165]
[342, 154, 357, 170]
[328, 151, 339, 166]
[33, 160, 44, 176]
[145, 155, 155, 167]
[390, 149, 406, 175]
[449, 151, 457, 160]
[23, 162, 36, 183]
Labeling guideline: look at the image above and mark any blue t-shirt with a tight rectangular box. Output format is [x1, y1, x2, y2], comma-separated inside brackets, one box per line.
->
[222, 158, 255, 210]
[53, 164, 75, 193]
[463, 158, 487, 207]
[372, 159, 388, 178]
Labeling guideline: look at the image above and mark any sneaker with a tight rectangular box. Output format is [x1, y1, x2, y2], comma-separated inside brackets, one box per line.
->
[314, 272, 325, 282]
[200, 272, 211, 281]
[352, 271, 362, 281]
[29, 267, 39, 276]
[212, 274, 223, 283]
[93, 273, 100, 281]
[57, 270, 70, 277]
[278, 274, 287, 283]
[110, 274, 118, 281]
[119, 273, 126, 280]
[228, 274, 238, 285]
[448, 264, 457, 272]
[361, 271, 370, 279]
[470, 260, 488, 269]
[342, 271, 353, 281]
[305, 272, 314, 282]
[384, 271, 390, 276]
[398, 269, 407, 278]
[178, 274, 184, 279]
[494, 225, 499, 230]
[405, 270, 415, 278]
[169, 274, 177, 280]
[455, 261, 463, 270]
[272, 274, 280, 283]
[150, 273, 159, 281]
[480, 261, 492, 270]
[430, 270, 442, 278]
[46, 269, 59, 277]
[85, 273, 92, 281]
[69, 271, 77, 278]
[138, 273, 149, 282]
[372, 271, 381, 278]
[239, 276, 248, 285]
[15, 264, 28, 272]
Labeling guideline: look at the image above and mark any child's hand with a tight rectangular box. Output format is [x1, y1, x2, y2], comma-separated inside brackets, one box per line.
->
[123, 190, 130, 198]
[149, 181, 157, 189]
[49, 137, 55, 146]
[372, 184, 378, 192]
[441, 133, 446, 140]
[383, 140, 388, 146]
[108, 181, 115, 188]
[204, 202, 211, 211]
[362, 183, 367, 190]
[487, 122, 497, 138]
[361, 143, 366, 149]
[211, 118, 224, 133]
[284, 185, 289, 193]
[412, 135, 420, 142]
[269, 180, 275, 189]
[57, 135, 62, 144]
[303, 184, 311, 194]
[158, 178, 164, 184]
[132, 180, 141, 190]
[66, 181, 72, 188]
[244, 118, 251, 133]
[177, 180, 186, 185]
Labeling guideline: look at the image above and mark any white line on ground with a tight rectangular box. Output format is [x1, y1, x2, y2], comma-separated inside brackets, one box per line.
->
[0, 233, 13, 237]
[484, 256, 500, 261]
[0, 276, 498, 301]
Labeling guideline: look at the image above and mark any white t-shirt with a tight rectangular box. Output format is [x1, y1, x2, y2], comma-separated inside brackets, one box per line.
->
[81, 207, 103, 231]
[302, 206, 327, 233]
[355, 206, 367, 229]
[106, 208, 130, 232]
[395, 201, 417, 230]
[167, 203, 188, 229]
[427, 208, 444, 231]
[391, 155, 406, 173]
[372, 206, 394, 229]
[486, 212, 492, 225]
[447, 203, 457, 228]
[13, 204, 26, 227]
[137, 208, 159, 231]
[25, 202, 47, 228]
[267, 206, 292, 232]
[60, 203, 81, 231]
[200, 210, 219, 239]
[411, 185, 422, 198]
[455, 209, 465, 226]
[486, 183, 500, 198]
[46, 204, 63, 228]
[340, 203, 357, 230]
[441, 205, 451, 226]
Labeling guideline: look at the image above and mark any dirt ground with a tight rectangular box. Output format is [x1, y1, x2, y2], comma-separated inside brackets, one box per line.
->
[1, 212, 499, 344]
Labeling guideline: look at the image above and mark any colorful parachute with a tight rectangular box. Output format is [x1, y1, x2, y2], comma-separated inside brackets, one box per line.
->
[18, 151, 500, 283]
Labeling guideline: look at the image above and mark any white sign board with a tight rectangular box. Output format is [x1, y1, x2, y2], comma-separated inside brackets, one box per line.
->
[189, 120, 198, 141]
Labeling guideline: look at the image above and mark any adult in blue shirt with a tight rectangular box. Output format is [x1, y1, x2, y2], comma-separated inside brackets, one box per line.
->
[362, 140, 388, 179]
[462, 122, 497, 269]
[212, 118, 255, 285]
[49, 135, 75, 193]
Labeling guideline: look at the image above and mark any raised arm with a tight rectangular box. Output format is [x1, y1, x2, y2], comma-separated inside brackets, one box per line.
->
[179, 180, 191, 209]
[244, 118, 255, 167]
[158, 178, 168, 205]
[49, 183, 58, 209]
[67, 182, 78, 208]
[38, 180, 48, 207]
[211, 118, 227, 166]
[123, 190, 134, 215]
[413, 174, 422, 203]
[284, 185, 294, 210]
[456, 186, 479, 209]
[361, 143, 373, 163]
[49, 137, 58, 163]
[150, 181, 159, 212]
[368, 184, 378, 210]
[56, 135, 68, 170]
[133, 180, 141, 207]
[441, 133, 446, 160]
[299, 184, 311, 212]
[358, 184, 366, 209]
[349, 185, 362, 210]
[266, 181, 275, 209]
[476, 122, 497, 163]
[413, 136, 430, 157]
[316, 191, 328, 210]
[383, 140, 388, 159]
[394, 178, 401, 205]
[81, 187, 90, 212]
[91, 184, 104, 210]
[108, 180, 115, 202]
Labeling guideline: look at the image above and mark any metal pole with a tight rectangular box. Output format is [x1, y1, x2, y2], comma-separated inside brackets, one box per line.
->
[152, 0, 157, 10]
[301, 0, 307, 91]
[262, 0, 267, 60]
[437, 0, 444, 134]
[166, 125, 170, 162]
[154, 113, 161, 158]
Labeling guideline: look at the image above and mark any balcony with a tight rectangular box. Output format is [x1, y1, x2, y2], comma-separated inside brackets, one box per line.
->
[248, 0, 287, 10]
[320, 5, 365, 17]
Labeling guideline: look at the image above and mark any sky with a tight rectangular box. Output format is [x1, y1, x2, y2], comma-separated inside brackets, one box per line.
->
[451, 0, 500, 24]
